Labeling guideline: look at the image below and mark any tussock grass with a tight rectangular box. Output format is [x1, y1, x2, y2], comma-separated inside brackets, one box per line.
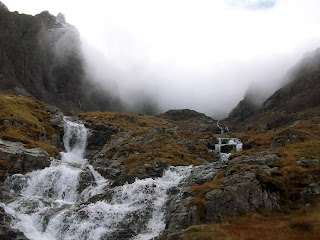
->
[183, 202, 320, 240]
[0, 94, 59, 156]
[79, 111, 169, 135]
[183, 224, 234, 240]
[123, 139, 201, 174]
[80, 111, 216, 174]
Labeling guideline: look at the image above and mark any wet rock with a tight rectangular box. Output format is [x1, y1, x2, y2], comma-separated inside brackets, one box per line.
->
[134, 161, 168, 179]
[85, 122, 120, 149]
[0, 139, 51, 177]
[164, 154, 281, 238]
[50, 133, 62, 149]
[77, 167, 96, 194]
[0, 205, 28, 240]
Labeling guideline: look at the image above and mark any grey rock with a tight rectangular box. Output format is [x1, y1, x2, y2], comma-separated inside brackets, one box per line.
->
[49, 111, 64, 127]
[163, 153, 281, 238]
[0, 139, 51, 175]
[85, 122, 120, 149]
[302, 182, 320, 196]
[0, 196, 27, 240]
[0, 1, 8, 12]
[44, 105, 60, 114]
[205, 171, 280, 222]
[297, 158, 320, 167]
[271, 128, 309, 148]
[2, 120, 11, 126]
[147, 126, 164, 137]
[50, 134, 61, 149]
[228, 152, 279, 168]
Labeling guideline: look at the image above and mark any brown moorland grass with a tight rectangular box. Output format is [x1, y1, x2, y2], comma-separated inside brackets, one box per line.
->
[80, 111, 217, 174]
[0, 94, 59, 156]
[183, 201, 320, 240]
[79, 111, 170, 136]
[230, 116, 320, 207]
[123, 139, 202, 174]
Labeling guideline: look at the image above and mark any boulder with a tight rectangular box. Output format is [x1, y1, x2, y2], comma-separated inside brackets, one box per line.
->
[164, 153, 281, 239]
[84, 122, 119, 149]
[44, 105, 64, 127]
[0, 139, 51, 178]
[0, 203, 28, 240]
[205, 171, 280, 222]
[271, 128, 309, 148]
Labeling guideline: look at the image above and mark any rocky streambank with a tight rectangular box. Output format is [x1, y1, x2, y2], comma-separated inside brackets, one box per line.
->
[0, 94, 320, 240]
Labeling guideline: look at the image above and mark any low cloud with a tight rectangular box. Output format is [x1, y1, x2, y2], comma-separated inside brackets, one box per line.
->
[7, 0, 320, 118]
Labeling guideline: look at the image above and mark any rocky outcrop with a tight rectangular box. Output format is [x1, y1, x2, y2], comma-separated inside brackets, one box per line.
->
[228, 97, 260, 121]
[0, 204, 28, 240]
[228, 48, 320, 128]
[261, 48, 320, 114]
[159, 109, 220, 133]
[44, 105, 64, 127]
[163, 153, 281, 239]
[0, 4, 121, 115]
[0, 139, 51, 180]
[0, 1, 8, 12]
[84, 122, 120, 159]
[271, 128, 309, 148]
[228, 82, 275, 121]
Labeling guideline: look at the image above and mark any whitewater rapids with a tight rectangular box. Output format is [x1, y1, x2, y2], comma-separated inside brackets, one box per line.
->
[1, 119, 192, 240]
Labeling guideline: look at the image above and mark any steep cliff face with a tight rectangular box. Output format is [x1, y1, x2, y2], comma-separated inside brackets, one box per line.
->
[228, 48, 320, 124]
[261, 49, 320, 114]
[0, 3, 121, 114]
[228, 82, 274, 121]
[228, 97, 260, 121]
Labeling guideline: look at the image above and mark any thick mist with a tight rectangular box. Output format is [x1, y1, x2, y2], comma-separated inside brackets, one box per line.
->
[6, 0, 320, 118]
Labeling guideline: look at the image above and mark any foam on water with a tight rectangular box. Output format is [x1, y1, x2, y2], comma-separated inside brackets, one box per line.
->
[1, 119, 192, 240]
[61, 119, 88, 164]
[215, 138, 243, 161]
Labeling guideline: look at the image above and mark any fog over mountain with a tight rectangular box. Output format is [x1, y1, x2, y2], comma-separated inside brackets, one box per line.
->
[6, 0, 320, 118]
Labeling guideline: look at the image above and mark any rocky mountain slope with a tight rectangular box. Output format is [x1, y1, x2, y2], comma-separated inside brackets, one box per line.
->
[0, 2, 122, 115]
[261, 49, 320, 115]
[0, 90, 320, 239]
[229, 47, 320, 127]
[0, 2, 320, 239]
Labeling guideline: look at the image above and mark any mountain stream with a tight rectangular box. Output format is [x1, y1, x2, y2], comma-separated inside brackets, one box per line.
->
[1, 119, 192, 240]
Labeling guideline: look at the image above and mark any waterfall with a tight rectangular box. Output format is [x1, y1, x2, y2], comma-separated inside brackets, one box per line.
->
[216, 121, 224, 134]
[1, 119, 191, 240]
[61, 119, 88, 164]
[215, 138, 243, 161]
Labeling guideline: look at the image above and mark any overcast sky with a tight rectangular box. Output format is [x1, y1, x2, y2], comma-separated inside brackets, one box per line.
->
[5, 0, 320, 118]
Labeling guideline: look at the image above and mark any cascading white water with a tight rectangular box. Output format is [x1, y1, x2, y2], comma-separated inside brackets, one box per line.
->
[215, 138, 243, 161]
[216, 121, 224, 134]
[1, 119, 191, 240]
[61, 119, 88, 164]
